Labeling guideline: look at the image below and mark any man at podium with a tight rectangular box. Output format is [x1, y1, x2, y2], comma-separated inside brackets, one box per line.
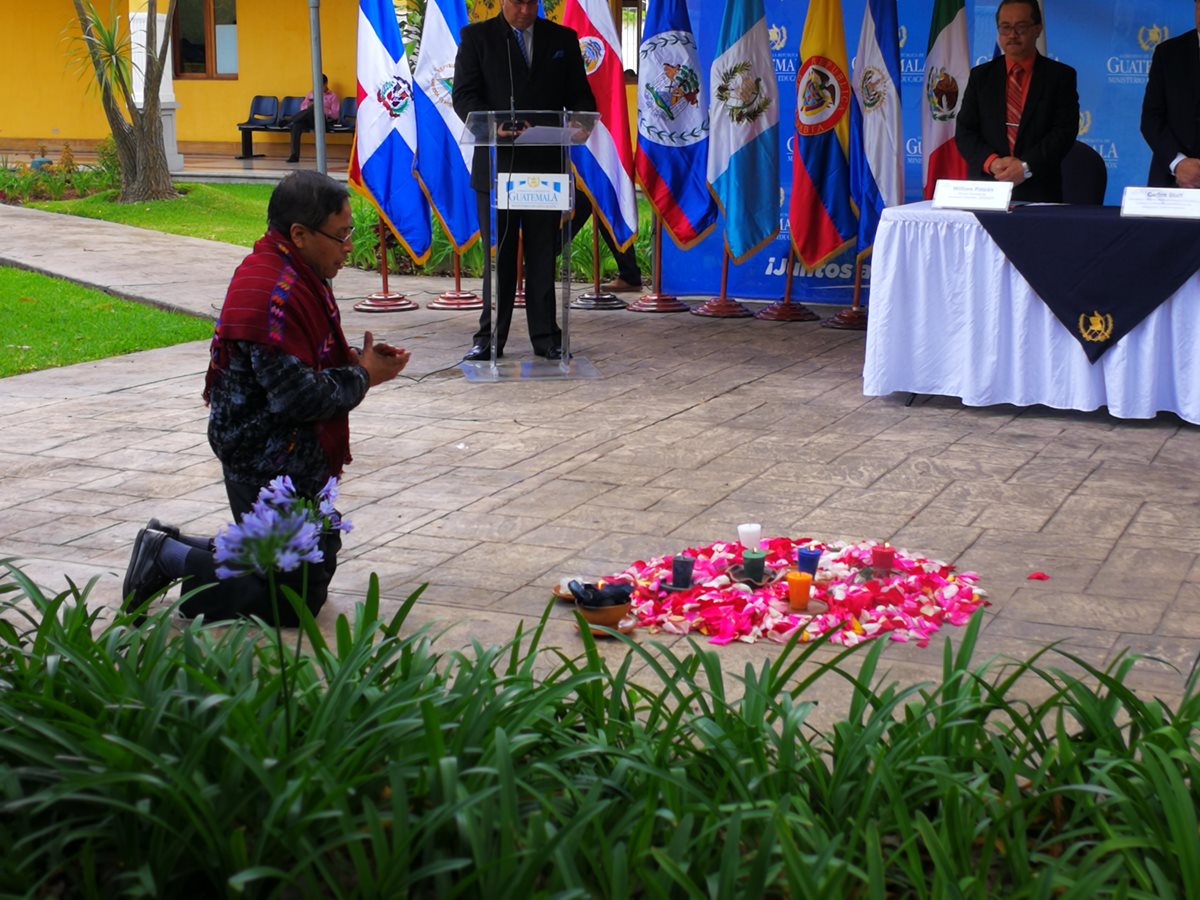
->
[453, 0, 596, 361]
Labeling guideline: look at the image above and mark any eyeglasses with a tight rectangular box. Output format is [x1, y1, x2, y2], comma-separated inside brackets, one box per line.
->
[506, 0, 538, 6]
[997, 22, 1036, 36]
[312, 226, 355, 244]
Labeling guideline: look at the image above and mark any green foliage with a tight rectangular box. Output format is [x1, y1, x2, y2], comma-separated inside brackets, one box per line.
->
[2, 558, 1199, 897]
[29, 182, 276, 246]
[0, 267, 213, 377]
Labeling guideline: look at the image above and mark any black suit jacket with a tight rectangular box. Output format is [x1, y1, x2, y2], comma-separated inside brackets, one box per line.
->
[955, 53, 1079, 202]
[453, 14, 596, 192]
[1140, 30, 1200, 186]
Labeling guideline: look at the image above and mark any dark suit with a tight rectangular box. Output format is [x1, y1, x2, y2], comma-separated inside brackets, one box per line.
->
[955, 53, 1079, 202]
[1141, 30, 1200, 187]
[453, 13, 595, 355]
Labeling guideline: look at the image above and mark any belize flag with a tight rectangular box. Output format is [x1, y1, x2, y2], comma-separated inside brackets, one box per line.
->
[789, 0, 857, 271]
[562, 0, 639, 252]
[349, 0, 432, 264]
[706, 0, 780, 264]
[413, 0, 479, 253]
[635, 0, 718, 250]
[847, 0, 902, 259]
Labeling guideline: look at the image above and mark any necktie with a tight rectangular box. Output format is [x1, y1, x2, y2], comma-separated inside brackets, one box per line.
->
[1006, 66, 1024, 152]
[513, 28, 529, 66]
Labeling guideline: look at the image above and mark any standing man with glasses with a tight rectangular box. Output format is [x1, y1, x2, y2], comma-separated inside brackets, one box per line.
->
[453, 0, 596, 361]
[122, 171, 409, 625]
[955, 0, 1078, 202]
[1140, 0, 1200, 187]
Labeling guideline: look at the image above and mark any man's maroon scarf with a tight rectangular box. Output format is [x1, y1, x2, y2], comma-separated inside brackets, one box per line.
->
[204, 229, 354, 475]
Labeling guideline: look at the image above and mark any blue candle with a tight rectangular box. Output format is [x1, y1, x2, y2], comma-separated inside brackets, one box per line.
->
[796, 546, 822, 576]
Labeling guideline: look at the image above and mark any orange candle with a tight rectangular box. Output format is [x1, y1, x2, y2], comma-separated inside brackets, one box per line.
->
[787, 571, 812, 611]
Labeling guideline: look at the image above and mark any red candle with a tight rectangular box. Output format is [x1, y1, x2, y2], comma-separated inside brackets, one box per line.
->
[872, 543, 895, 573]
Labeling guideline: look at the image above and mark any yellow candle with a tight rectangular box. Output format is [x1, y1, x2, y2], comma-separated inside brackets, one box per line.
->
[787, 571, 812, 611]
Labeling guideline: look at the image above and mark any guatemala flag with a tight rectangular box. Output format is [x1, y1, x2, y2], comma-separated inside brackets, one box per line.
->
[706, 0, 780, 264]
[349, 0, 432, 264]
[848, 0, 902, 259]
[562, 0, 639, 252]
[789, 0, 857, 271]
[413, 0, 479, 253]
[634, 0, 718, 250]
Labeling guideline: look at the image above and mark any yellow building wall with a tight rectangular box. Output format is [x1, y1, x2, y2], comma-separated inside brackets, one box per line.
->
[0, 0, 130, 146]
[173, 0, 359, 147]
[1, 0, 358, 150]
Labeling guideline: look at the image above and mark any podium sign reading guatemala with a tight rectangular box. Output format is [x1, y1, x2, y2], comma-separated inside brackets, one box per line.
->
[706, 0, 781, 263]
[349, 0, 432, 264]
[635, 0, 719, 249]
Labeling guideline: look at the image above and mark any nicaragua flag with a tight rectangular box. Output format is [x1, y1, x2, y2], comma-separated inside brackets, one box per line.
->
[413, 0, 478, 253]
[348, 0, 432, 264]
[848, 0, 902, 259]
[706, 0, 780, 264]
[789, 0, 856, 271]
[634, 0, 718, 250]
[562, 0, 639, 252]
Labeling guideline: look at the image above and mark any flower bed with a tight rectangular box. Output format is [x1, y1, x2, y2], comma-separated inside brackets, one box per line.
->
[603, 537, 987, 647]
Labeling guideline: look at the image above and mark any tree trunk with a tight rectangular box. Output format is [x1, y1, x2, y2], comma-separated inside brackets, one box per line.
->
[71, 0, 179, 203]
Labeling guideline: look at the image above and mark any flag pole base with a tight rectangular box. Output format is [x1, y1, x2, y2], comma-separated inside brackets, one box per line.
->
[691, 296, 754, 318]
[625, 292, 690, 313]
[514, 288, 526, 309]
[821, 306, 868, 330]
[354, 292, 419, 313]
[755, 300, 820, 322]
[427, 290, 482, 310]
[570, 291, 627, 310]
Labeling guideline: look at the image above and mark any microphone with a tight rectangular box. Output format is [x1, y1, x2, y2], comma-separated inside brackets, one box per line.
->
[504, 30, 518, 134]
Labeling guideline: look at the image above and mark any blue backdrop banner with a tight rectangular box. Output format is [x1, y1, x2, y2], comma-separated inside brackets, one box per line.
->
[661, 0, 1187, 303]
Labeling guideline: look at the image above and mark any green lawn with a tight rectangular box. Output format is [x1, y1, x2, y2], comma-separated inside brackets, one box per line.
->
[28, 183, 277, 247]
[0, 266, 213, 378]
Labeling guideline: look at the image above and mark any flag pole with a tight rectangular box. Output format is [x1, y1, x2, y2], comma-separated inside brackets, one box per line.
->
[354, 217, 418, 312]
[428, 251, 482, 309]
[511, 229, 526, 308]
[571, 221, 625, 310]
[756, 245, 819, 321]
[822, 254, 869, 330]
[691, 246, 752, 317]
[627, 215, 688, 313]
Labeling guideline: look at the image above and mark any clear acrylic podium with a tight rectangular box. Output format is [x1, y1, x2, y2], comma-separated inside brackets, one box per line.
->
[459, 110, 602, 382]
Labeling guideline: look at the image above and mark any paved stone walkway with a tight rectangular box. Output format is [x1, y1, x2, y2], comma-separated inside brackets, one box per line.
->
[3, 203, 1197, 723]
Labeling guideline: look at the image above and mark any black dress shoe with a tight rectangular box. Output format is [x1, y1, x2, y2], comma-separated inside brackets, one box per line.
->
[122, 526, 172, 620]
[537, 346, 566, 360]
[462, 344, 502, 361]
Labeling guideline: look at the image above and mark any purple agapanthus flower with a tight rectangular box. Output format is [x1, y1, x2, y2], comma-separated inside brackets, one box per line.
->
[213, 477, 351, 579]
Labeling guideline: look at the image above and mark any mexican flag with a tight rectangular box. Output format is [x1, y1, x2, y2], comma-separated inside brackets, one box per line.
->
[921, 0, 969, 199]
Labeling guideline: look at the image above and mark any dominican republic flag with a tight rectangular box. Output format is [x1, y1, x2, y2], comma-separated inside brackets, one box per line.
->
[789, 0, 857, 270]
[848, 0, 902, 259]
[349, 0, 432, 264]
[413, 0, 478, 253]
[634, 0, 718, 250]
[706, 0, 780, 264]
[562, 0, 638, 252]
[921, 0, 969, 199]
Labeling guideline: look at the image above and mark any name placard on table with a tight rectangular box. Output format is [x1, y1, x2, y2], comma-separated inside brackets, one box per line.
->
[931, 179, 1014, 211]
[1120, 186, 1200, 219]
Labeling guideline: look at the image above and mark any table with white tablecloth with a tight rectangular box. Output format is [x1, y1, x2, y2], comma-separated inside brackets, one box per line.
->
[862, 201, 1200, 424]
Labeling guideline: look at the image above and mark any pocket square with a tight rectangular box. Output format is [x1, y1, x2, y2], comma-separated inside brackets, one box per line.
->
[552, 49, 564, 59]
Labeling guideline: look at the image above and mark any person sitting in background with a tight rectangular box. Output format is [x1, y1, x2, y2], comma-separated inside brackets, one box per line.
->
[286, 74, 339, 164]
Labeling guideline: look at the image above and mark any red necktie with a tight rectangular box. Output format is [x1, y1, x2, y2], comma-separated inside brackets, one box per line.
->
[1006, 66, 1025, 153]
